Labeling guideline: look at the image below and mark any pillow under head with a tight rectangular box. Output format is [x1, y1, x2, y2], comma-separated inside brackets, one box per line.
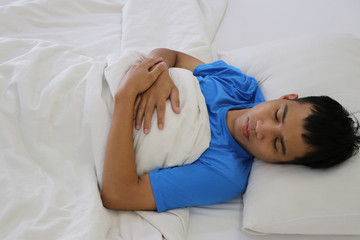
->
[219, 35, 360, 235]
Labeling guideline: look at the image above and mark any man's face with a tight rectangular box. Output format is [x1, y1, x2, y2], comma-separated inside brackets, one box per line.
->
[231, 94, 313, 163]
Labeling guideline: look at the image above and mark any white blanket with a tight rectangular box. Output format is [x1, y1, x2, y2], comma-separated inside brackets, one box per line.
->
[0, 0, 227, 239]
[0, 38, 110, 240]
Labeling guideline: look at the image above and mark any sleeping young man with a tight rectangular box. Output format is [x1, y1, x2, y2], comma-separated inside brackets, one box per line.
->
[101, 48, 360, 212]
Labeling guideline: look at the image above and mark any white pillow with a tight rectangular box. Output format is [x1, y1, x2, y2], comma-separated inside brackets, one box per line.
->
[218, 35, 360, 235]
[133, 68, 211, 175]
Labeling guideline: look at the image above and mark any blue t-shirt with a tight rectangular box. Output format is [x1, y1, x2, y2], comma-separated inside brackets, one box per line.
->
[149, 60, 265, 212]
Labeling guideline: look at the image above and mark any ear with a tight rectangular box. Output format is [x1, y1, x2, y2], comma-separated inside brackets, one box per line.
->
[280, 94, 298, 100]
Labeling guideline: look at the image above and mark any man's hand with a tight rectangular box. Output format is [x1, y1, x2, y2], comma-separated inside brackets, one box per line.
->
[133, 65, 180, 134]
[116, 58, 165, 99]
[133, 48, 205, 134]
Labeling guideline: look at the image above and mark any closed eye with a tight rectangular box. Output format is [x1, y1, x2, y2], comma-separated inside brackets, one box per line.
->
[273, 137, 278, 151]
[274, 108, 279, 122]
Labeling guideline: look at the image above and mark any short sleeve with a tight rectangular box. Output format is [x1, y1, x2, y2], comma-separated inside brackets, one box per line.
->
[149, 160, 244, 212]
[193, 60, 244, 78]
[193, 60, 265, 106]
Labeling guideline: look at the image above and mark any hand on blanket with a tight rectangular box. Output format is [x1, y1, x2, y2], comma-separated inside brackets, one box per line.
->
[134, 63, 180, 134]
[116, 58, 166, 99]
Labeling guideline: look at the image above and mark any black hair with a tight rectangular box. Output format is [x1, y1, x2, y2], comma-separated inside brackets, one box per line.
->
[288, 96, 360, 169]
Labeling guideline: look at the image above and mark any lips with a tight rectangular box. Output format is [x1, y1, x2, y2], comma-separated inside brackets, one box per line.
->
[242, 118, 250, 140]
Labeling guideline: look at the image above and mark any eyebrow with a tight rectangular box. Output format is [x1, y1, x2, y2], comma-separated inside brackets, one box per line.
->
[280, 104, 288, 155]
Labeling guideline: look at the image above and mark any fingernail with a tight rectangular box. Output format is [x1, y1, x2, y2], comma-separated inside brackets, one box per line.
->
[158, 124, 163, 130]
[144, 128, 149, 134]
[136, 124, 140, 130]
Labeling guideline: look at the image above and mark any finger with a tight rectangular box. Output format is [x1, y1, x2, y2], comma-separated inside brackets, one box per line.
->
[134, 94, 142, 120]
[143, 101, 156, 134]
[156, 100, 166, 130]
[135, 97, 147, 130]
[148, 61, 165, 80]
[143, 57, 163, 69]
[170, 87, 180, 114]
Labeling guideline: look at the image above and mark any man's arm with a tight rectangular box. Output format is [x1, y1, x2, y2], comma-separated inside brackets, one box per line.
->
[134, 48, 204, 133]
[148, 48, 204, 72]
[101, 58, 165, 210]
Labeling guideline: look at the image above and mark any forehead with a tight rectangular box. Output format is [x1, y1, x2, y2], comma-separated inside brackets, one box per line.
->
[281, 100, 313, 160]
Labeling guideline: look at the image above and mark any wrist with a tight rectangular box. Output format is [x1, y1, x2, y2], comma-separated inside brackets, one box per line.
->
[115, 88, 137, 105]
[157, 66, 170, 81]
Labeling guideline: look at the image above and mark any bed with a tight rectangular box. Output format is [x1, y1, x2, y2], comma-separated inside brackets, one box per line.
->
[1, 0, 359, 239]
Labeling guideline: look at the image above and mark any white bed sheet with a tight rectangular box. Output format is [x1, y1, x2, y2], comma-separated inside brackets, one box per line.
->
[2, 0, 359, 239]
[188, 0, 360, 240]
[0, 0, 226, 239]
[0, 1, 125, 239]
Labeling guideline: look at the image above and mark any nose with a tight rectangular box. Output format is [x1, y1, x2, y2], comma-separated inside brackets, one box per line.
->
[255, 120, 279, 140]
